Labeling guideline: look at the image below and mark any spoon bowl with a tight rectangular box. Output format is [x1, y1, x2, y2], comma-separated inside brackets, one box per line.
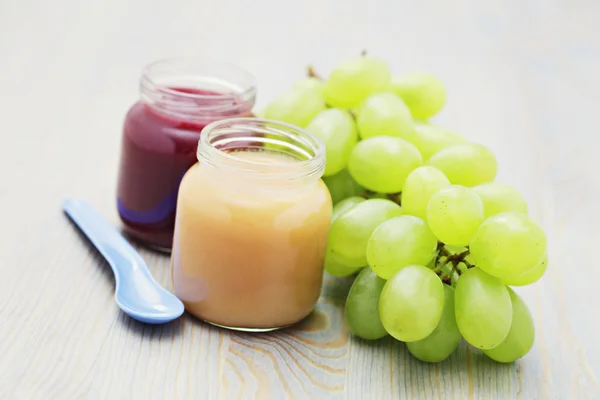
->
[63, 198, 184, 324]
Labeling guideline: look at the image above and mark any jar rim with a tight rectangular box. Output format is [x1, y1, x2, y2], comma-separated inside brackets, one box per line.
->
[198, 118, 326, 180]
[139, 57, 257, 122]
[141, 57, 257, 101]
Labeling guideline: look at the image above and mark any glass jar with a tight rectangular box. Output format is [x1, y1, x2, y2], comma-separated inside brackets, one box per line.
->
[171, 118, 332, 331]
[116, 58, 256, 251]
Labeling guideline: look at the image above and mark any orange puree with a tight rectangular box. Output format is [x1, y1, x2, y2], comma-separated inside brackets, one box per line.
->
[171, 149, 332, 330]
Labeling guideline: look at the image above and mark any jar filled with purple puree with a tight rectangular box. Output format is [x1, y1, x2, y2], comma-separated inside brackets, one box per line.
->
[116, 58, 256, 251]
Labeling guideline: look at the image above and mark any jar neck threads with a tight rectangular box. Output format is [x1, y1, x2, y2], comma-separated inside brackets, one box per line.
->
[198, 118, 326, 183]
[139, 58, 256, 124]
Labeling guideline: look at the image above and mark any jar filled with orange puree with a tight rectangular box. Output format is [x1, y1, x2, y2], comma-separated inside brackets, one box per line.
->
[171, 118, 332, 331]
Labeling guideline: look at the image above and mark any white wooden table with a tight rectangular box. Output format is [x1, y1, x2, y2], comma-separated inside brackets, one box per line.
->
[1, 0, 598, 398]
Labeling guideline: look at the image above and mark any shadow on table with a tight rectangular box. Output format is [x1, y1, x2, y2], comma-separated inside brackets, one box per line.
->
[377, 337, 519, 390]
[115, 310, 184, 340]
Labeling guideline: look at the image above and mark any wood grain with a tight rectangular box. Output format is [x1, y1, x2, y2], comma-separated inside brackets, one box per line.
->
[0, 0, 599, 398]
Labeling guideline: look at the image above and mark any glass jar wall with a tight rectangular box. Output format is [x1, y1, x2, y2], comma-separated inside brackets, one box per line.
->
[171, 118, 332, 331]
[116, 58, 256, 250]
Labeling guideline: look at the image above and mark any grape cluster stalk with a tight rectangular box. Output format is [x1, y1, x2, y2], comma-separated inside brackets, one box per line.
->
[259, 54, 545, 364]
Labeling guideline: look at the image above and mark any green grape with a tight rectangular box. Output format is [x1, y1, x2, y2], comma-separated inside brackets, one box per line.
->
[470, 212, 547, 279]
[402, 166, 450, 221]
[329, 199, 402, 267]
[472, 182, 528, 218]
[411, 122, 466, 160]
[454, 268, 512, 349]
[348, 136, 422, 193]
[503, 254, 547, 286]
[293, 77, 325, 94]
[265, 86, 326, 127]
[322, 169, 364, 205]
[426, 185, 484, 246]
[324, 56, 391, 109]
[345, 268, 388, 339]
[324, 248, 362, 277]
[367, 215, 437, 279]
[306, 109, 358, 176]
[357, 92, 414, 140]
[331, 196, 365, 223]
[427, 143, 497, 187]
[390, 73, 446, 120]
[379, 265, 445, 342]
[484, 288, 535, 362]
[425, 255, 439, 269]
[407, 285, 462, 362]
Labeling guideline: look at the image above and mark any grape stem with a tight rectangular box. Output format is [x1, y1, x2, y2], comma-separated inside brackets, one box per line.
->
[435, 243, 474, 285]
[437, 262, 456, 286]
[432, 256, 447, 273]
[434, 242, 445, 269]
[446, 249, 470, 263]
[306, 65, 323, 80]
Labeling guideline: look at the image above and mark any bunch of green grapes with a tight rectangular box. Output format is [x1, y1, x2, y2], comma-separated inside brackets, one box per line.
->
[260, 54, 547, 364]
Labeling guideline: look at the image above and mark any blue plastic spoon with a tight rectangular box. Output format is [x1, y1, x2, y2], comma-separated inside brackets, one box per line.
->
[63, 198, 184, 324]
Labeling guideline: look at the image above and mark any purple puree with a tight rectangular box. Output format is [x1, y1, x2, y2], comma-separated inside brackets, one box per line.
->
[116, 87, 251, 250]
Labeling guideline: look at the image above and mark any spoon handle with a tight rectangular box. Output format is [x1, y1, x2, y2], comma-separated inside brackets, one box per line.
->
[63, 198, 145, 274]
